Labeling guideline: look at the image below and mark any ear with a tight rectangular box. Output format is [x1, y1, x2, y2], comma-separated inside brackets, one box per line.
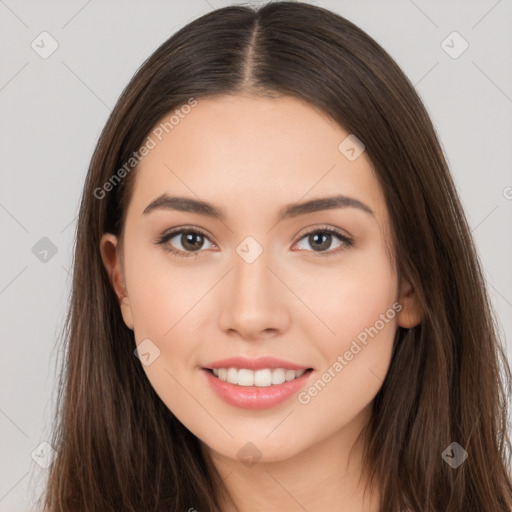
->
[396, 277, 422, 329]
[99, 233, 134, 330]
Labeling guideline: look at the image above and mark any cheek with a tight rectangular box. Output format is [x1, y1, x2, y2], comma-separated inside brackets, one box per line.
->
[290, 245, 398, 409]
[125, 240, 205, 340]
[123, 245, 204, 401]
[125, 258, 205, 427]
[284, 243, 398, 347]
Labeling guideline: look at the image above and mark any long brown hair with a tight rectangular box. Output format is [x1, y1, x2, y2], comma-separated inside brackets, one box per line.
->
[39, 2, 512, 510]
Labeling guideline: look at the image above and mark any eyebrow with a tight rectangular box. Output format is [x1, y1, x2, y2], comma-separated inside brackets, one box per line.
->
[142, 193, 374, 221]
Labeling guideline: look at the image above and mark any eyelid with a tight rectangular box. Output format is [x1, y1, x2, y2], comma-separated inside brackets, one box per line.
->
[155, 225, 212, 240]
[294, 223, 353, 243]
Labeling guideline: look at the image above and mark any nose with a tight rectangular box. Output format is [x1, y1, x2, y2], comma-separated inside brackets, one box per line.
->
[217, 247, 291, 341]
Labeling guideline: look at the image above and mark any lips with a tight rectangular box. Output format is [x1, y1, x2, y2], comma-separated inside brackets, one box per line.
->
[203, 356, 312, 371]
[202, 367, 313, 409]
[201, 355, 314, 410]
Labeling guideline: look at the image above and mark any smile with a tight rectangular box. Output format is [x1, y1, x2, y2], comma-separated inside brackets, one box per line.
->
[210, 367, 308, 386]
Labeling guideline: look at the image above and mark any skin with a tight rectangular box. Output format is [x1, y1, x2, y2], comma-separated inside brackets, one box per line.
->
[100, 94, 422, 512]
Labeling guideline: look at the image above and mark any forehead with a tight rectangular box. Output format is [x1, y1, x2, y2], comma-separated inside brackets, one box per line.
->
[126, 94, 386, 224]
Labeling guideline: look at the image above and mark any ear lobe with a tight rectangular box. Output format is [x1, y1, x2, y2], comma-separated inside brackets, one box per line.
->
[99, 233, 134, 330]
[396, 278, 422, 329]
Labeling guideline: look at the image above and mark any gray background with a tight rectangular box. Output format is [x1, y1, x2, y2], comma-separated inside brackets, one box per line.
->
[1, 0, 511, 510]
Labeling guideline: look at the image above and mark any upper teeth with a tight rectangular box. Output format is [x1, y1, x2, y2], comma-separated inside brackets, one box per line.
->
[212, 368, 306, 387]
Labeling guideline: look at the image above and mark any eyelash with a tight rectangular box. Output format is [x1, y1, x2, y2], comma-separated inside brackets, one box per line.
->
[154, 225, 355, 259]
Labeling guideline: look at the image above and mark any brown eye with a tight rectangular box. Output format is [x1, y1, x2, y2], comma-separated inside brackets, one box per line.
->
[295, 228, 354, 255]
[156, 228, 215, 257]
[177, 231, 206, 251]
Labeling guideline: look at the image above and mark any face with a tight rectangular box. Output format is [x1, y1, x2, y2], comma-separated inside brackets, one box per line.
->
[100, 94, 421, 465]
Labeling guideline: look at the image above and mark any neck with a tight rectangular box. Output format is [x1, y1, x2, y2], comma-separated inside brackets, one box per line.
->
[206, 405, 380, 512]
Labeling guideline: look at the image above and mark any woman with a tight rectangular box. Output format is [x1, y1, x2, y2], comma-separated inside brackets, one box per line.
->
[40, 2, 512, 511]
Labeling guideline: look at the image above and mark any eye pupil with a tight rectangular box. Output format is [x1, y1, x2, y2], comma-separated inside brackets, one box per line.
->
[182, 232, 203, 251]
[310, 232, 331, 251]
